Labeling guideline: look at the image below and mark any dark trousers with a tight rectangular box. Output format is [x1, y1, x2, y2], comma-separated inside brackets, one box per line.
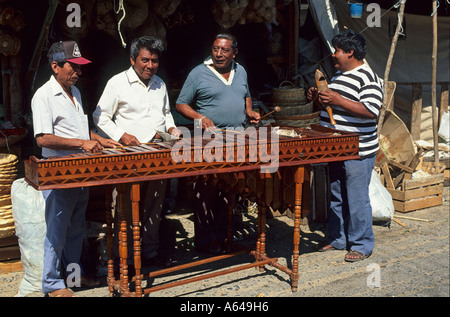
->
[193, 179, 229, 249]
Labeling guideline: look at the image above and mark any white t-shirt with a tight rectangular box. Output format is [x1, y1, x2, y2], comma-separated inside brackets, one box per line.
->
[31, 75, 90, 158]
[93, 67, 176, 143]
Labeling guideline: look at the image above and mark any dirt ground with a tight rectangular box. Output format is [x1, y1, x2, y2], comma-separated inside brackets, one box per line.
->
[1, 186, 448, 299]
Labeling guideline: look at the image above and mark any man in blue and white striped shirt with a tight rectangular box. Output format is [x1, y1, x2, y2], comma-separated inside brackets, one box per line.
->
[307, 30, 383, 262]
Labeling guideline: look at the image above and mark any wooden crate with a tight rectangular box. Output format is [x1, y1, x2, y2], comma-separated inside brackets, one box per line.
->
[387, 172, 444, 213]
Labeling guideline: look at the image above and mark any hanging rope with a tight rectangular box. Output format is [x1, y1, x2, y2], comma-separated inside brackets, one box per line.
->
[114, 0, 127, 48]
[431, 0, 440, 16]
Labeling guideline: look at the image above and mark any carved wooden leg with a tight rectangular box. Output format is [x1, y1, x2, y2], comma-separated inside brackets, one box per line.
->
[292, 166, 305, 292]
[117, 184, 129, 295]
[105, 185, 114, 295]
[130, 183, 142, 297]
[257, 202, 267, 272]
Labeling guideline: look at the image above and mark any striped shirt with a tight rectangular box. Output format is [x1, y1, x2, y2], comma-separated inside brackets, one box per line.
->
[320, 64, 383, 158]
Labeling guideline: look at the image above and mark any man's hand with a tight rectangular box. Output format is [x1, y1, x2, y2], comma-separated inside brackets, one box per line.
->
[306, 87, 319, 102]
[246, 110, 261, 124]
[98, 137, 121, 148]
[198, 116, 216, 130]
[168, 127, 182, 139]
[120, 132, 140, 146]
[318, 89, 342, 106]
[81, 140, 103, 153]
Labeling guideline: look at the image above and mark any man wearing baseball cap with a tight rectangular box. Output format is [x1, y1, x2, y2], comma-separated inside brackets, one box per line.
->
[31, 40, 119, 297]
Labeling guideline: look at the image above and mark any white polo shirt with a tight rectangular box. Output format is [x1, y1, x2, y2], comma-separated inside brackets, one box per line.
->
[31, 75, 90, 158]
[93, 67, 176, 143]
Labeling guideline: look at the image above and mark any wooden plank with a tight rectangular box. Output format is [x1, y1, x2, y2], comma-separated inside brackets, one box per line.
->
[393, 194, 443, 213]
[381, 162, 394, 189]
[387, 188, 405, 200]
[403, 173, 444, 190]
[388, 180, 443, 200]
[403, 183, 443, 200]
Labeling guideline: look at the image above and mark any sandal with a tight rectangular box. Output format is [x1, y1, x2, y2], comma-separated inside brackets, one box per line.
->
[318, 244, 338, 252]
[46, 288, 75, 297]
[344, 250, 367, 262]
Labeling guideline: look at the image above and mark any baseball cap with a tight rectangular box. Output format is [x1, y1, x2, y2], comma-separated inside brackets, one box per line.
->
[47, 40, 91, 65]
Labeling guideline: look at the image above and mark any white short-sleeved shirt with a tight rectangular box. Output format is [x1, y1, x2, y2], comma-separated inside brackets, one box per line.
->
[93, 67, 176, 143]
[31, 75, 90, 158]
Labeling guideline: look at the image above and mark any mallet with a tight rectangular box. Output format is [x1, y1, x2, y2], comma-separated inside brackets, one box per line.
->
[259, 106, 281, 120]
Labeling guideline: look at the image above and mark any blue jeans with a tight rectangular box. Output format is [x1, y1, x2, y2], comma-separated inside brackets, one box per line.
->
[42, 187, 89, 293]
[327, 155, 376, 256]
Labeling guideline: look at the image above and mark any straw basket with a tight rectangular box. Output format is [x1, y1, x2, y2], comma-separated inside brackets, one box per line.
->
[272, 81, 306, 106]
[0, 153, 18, 239]
[274, 111, 321, 127]
[269, 102, 313, 117]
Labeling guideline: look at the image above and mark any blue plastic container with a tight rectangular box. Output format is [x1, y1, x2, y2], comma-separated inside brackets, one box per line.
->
[349, 3, 363, 18]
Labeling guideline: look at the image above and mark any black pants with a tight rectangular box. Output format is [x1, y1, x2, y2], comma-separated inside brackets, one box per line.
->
[193, 179, 229, 249]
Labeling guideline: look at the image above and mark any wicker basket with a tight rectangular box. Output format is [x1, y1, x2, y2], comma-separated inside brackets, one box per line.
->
[272, 81, 306, 105]
[274, 111, 321, 127]
[269, 102, 313, 117]
[0, 153, 17, 239]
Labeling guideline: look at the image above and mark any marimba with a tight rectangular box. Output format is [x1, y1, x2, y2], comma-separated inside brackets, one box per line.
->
[24, 124, 359, 296]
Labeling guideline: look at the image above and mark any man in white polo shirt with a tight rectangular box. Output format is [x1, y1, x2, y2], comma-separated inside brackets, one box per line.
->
[93, 36, 181, 267]
[31, 40, 120, 297]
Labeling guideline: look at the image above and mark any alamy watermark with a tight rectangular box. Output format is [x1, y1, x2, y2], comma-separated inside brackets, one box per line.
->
[170, 125, 280, 173]
[366, 263, 381, 288]
[66, 3, 81, 28]
[66, 3, 383, 29]
[366, 3, 382, 28]
[66, 263, 81, 288]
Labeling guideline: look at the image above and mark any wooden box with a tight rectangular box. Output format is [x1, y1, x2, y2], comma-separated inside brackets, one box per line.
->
[387, 172, 444, 213]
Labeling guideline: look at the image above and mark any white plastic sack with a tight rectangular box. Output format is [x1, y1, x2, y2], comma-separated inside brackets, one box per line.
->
[11, 179, 46, 297]
[438, 111, 449, 142]
[369, 170, 395, 225]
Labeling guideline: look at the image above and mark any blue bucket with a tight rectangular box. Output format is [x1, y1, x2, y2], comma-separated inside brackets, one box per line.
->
[349, 3, 363, 18]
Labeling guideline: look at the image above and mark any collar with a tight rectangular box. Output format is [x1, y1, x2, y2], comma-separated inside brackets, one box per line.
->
[49, 75, 73, 97]
[126, 66, 158, 87]
[203, 57, 236, 85]
[203, 57, 237, 69]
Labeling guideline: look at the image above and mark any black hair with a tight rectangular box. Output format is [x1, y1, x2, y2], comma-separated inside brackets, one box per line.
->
[332, 30, 367, 60]
[130, 36, 165, 61]
[215, 33, 238, 51]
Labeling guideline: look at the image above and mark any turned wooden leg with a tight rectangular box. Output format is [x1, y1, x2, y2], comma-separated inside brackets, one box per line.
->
[257, 202, 267, 272]
[130, 183, 142, 297]
[105, 185, 114, 295]
[291, 166, 305, 292]
[117, 184, 130, 295]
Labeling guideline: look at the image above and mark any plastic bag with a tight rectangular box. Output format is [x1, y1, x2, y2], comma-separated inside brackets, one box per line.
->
[369, 170, 394, 226]
[11, 179, 46, 297]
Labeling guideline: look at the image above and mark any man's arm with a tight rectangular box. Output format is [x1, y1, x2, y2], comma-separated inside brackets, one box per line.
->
[92, 79, 126, 142]
[245, 97, 260, 123]
[319, 89, 376, 119]
[36, 133, 103, 153]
